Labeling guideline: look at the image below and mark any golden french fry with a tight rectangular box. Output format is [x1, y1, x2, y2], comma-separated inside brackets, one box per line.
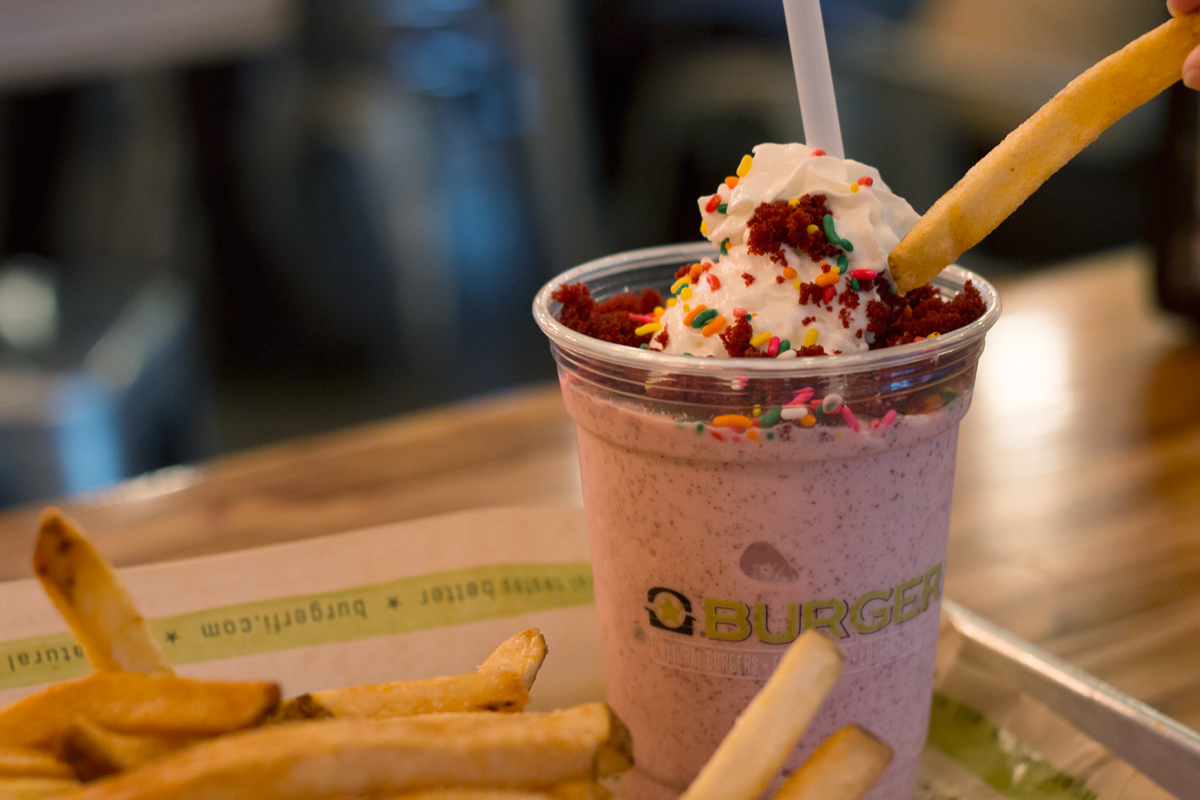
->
[770, 725, 892, 800]
[0, 673, 279, 751]
[270, 670, 531, 723]
[543, 781, 611, 800]
[679, 630, 844, 800]
[383, 792, 554, 800]
[67, 704, 632, 800]
[33, 510, 171, 675]
[888, 13, 1200, 292]
[479, 629, 548, 691]
[0, 749, 73, 780]
[59, 717, 194, 782]
[0, 777, 80, 799]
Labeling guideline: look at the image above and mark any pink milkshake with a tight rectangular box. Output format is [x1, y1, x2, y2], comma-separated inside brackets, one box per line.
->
[533, 145, 999, 800]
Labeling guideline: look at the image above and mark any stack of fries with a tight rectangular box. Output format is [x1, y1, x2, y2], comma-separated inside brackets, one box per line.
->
[1, 511, 891, 800]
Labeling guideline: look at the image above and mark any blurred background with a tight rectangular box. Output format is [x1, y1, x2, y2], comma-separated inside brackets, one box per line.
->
[0, 0, 1195, 507]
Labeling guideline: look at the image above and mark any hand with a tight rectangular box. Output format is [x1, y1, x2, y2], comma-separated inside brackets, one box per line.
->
[1169, 0, 1200, 88]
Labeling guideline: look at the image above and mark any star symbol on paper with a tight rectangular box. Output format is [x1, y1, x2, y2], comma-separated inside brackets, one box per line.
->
[655, 594, 684, 626]
[388, 597, 399, 609]
[165, 631, 178, 644]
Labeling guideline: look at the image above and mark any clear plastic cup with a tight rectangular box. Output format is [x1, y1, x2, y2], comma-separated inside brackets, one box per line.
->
[533, 242, 1000, 800]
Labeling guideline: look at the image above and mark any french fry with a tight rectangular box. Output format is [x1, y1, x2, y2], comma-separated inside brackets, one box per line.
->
[270, 671, 531, 723]
[0, 749, 73, 780]
[383, 792, 554, 800]
[770, 725, 892, 800]
[479, 629, 548, 691]
[32, 510, 171, 675]
[67, 704, 632, 800]
[543, 781, 611, 800]
[59, 717, 194, 782]
[0, 673, 279, 751]
[679, 630, 844, 800]
[888, 12, 1200, 292]
[0, 777, 80, 799]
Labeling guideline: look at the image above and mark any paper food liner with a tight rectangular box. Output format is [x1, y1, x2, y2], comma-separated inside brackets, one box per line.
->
[0, 506, 1177, 799]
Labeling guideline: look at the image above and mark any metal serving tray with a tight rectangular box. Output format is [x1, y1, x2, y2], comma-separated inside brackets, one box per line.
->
[941, 601, 1200, 799]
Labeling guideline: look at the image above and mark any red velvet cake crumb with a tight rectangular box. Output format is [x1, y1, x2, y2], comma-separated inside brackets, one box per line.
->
[741, 272, 755, 286]
[865, 281, 986, 348]
[552, 283, 664, 347]
[719, 317, 773, 357]
[797, 282, 823, 306]
[746, 196, 842, 265]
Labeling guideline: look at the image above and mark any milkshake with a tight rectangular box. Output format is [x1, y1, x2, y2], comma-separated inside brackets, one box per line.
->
[533, 145, 999, 800]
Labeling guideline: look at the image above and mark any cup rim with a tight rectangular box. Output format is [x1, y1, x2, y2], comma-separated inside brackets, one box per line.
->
[533, 242, 1001, 378]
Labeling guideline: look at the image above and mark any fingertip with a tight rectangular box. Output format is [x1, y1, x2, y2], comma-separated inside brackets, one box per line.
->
[1184, 49, 1200, 89]
[1168, 0, 1200, 17]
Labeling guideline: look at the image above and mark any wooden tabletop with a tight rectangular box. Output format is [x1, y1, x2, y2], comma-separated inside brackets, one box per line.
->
[1, 246, 1198, 732]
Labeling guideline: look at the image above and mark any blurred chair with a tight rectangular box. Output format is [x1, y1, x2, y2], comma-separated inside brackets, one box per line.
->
[0, 272, 207, 504]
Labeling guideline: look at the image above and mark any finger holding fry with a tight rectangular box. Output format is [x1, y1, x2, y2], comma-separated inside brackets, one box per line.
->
[33, 510, 171, 676]
[770, 725, 892, 800]
[888, 12, 1200, 292]
[679, 630, 844, 800]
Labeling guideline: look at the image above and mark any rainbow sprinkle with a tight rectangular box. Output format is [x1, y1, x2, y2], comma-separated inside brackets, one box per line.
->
[701, 316, 727, 337]
[821, 394, 843, 414]
[736, 155, 753, 177]
[634, 322, 662, 336]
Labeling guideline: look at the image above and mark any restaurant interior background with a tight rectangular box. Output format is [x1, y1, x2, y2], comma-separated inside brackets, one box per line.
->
[0, 0, 1192, 507]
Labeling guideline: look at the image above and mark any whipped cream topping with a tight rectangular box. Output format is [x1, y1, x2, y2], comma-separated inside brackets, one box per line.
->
[647, 143, 920, 358]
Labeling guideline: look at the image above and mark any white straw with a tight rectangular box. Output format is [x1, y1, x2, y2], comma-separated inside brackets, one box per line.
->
[782, 0, 844, 159]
